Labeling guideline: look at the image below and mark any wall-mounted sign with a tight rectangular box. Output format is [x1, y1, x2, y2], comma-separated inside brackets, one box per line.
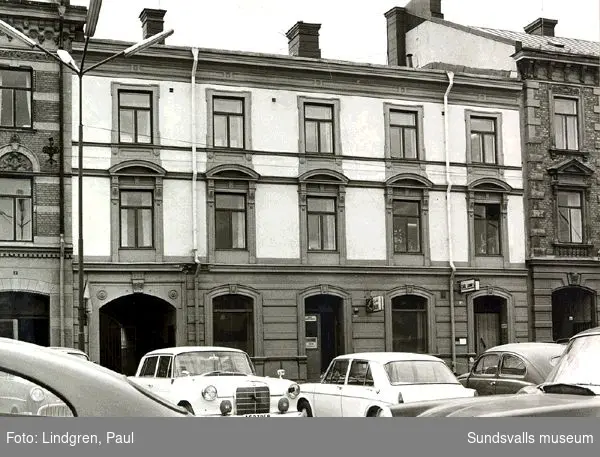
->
[458, 278, 480, 294]
[305, 337, 318, 349]
[305, 315, 317, 322]
[366, 295, 384, 313]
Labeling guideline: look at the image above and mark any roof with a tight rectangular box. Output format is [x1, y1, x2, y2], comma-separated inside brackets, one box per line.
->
[483, 342, 565, 358]
[143, 346, 245, 356]
[572, 326, 600, 338]
[334, 352, 444, 363]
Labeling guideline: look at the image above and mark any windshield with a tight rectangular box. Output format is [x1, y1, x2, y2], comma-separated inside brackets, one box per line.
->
[384, 360, 460, 385]
[545, 334, 600, 393]
[173, 351, 255, 376]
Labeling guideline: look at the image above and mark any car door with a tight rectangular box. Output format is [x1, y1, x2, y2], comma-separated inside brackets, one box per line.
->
[311, 359, 348, 417]
[466, 353, 500, 395]
[495, 353, 529, 394]
[341, 359, 378, 417]
[134, 355, 159, 389]
[148, 355, 175, 399]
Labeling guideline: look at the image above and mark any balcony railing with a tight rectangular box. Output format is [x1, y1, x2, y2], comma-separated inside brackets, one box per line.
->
[552, 243, 594, 257]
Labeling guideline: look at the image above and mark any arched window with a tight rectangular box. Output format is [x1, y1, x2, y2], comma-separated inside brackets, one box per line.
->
[391, 295, 428, 353]
[213, 294, 254, 356]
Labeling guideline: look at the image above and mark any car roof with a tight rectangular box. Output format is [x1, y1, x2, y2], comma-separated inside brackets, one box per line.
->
[142, 346, 246, 356]
[333, 352, 445, 363]
[572, 326, 600, 338]
[483, 342, 565, 355]
[48, 347, 88, 355]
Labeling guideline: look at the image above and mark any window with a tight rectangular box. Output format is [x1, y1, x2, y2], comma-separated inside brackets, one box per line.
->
[393, 200, 421, 253]
[215, 193, 246, 250]
[139, 356, 158, 377]
[304, 104, 334, 153]
[307, 197, 336, 251]
[390, 110, 418, 159]
[557, 191, 583, 243]
[554, 97, 578, 150]
[347, 360, 374, 386]
[213, 97, 245, 148]
[474, 203, 501, 255]
[0, 177, 32, 241]
[120, 190, 153, 248]
[156, 356, 173, 378]
[392, 295, 428, 353]
[470, 117, 497, 164]
[0, 69, 32, 128]
[213, 294, 254, 356]
[324, 359, 349, 385]
[500, 354, 526, 376]
[473, 354, 500, 376]
[118, 91, 152, 144]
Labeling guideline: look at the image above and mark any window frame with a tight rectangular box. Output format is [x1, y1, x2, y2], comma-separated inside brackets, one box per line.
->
[472, 353, 500, 377]
[297, 97, 341, 156]
[499, 353, 527, 378]
[0, 67, 33, 130]
[392, 199, 422, 254]
[390, 294, 429, 354]
[473, 202, 502, 256]
[384, 103, 425, 161]
[550, 93, 583, 152]
[212, 294, 255, 357]
[323, 359, 349, 385]
[556, 189, 584, 244]
[346, 359, 374, 387]
[118, 189, 155, 249]
[0, 176, 33, 242]
[306, 196, 337, 252]
[214, 192, 248, 251]
[117, 90, 154, 145]
[212, 96, 246, 149]
[206, 89, 252, 150]
[465, 110, 504, 166]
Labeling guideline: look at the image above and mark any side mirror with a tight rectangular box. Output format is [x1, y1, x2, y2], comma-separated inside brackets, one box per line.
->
[181, 370, 190, 377]
[277, 369, 286, 379]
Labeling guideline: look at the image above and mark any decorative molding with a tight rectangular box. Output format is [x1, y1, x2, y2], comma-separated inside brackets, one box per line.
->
[168, 289, 178, 300]
[0, 135, 40, 172]
[131, 272, 145, 294]
[96, 290, 107, 300]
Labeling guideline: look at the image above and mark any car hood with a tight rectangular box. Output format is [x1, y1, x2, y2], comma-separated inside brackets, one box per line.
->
[390, 393, 600, 417]
[162, 374, 296, 396]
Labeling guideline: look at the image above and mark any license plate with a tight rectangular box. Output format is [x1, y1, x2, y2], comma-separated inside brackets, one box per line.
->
[244, 413, 271, 417]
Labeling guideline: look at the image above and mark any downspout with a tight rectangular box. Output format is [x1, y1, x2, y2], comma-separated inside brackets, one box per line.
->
[58, 6, 66, 347]
[190, 48, 201, 343]
[444, 71, 456, 372]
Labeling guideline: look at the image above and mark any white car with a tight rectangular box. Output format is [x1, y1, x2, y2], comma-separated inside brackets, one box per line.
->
[296, 352, 477, 417]
[128, 346, 303, 417]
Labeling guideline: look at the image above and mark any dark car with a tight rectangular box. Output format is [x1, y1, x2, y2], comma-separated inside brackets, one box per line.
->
[0, 338, 191, 417]
[387, 326, 600, 417]
[456, 342, 565, 395]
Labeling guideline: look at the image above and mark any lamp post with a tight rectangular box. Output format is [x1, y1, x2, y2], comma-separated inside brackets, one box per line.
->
[0, 2, 173, 352]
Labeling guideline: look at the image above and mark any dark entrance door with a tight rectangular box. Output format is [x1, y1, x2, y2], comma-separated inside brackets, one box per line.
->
[304, 294, 344, 381]
[0, 292, 49, 346]
[552, 287, 595, 342]
[473, 296, 506, 355]
[99, 294, 176, 375]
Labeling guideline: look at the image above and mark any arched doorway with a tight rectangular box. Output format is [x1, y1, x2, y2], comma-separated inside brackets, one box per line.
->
[391, 295, 428, 353]
[552, 287, 595, 342]
[473, 296, 508, 354]
[304, 294, 344, 381]
[0, 292, 49, 345]
[99, 294, 176, 375]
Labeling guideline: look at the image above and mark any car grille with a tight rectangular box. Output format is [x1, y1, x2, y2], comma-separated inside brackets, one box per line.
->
[235, 385, 270, 415]
[37, 403, 74, 417]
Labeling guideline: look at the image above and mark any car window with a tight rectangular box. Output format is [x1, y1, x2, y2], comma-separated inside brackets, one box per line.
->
[473, 354, 500, 375]
[500, 354, 526, 376]
[324, 360, 349, 385]
[156, 356, 172, 378]
[0, 369, 74, 417]
[139, 356, 159, 377]
[347, 360, 371, 386]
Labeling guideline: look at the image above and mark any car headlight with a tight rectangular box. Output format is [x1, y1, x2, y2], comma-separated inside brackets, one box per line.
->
[29, 387, 45, 403]
[202, 385, 218, 401]
[287, 383, 300, 399]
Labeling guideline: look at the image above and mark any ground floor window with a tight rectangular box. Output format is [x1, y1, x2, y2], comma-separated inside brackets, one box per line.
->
[552, 287, 595, 342]
[0, 292, 49, 346]
[213, 294, 254, 356]
[391, 295, 427, 353]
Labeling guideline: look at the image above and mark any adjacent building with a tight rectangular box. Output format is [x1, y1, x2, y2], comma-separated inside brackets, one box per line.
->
[0, 1, 85, 347]
[70, 8, 527, 378]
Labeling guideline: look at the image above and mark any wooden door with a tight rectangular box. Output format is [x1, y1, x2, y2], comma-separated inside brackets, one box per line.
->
[475, 313, 500, 355]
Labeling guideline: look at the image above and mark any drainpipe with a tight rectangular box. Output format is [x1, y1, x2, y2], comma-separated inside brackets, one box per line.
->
[190, 48, 201, 343]
[58, 5, 66, 347]
[444, 71, 456, 372]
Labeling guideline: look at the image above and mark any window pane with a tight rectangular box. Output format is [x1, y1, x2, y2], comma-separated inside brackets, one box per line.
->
[0, 89, 14, 126]
[305, 104, 332, 120]
[471, 117, 495, 132]
[0, 178, 31, 195]
[566, 192, 581, 207]
[120, 208, 135, 247]
[1, 70, 31, 88]
[156, 356, 172, 378]
[393, 201, 419, 216]
[138, 209, 153, 247]
[348, 361, 369, 386]
[119, 109, 134, 143]
[0, 197, 14, 240]
[393, 217, 406, 253]
[474, 204, 486, 219]
[136, 110, 152, 143]
[403, 128, 417, 159]
[392, 310, 427, 353]
[406, 221, 420, 252]
[555, 98, 577, 115]
[215, 210, 232, 249]
[214, 98, 243, 114]
[474, 354, 499, 375]
[213, 115, 228, 147]
[558, 207, 571, 242]
[570, 208, 583, 243]
[213, 311, 253, 355]
[15, 90, 31, 127]
[390, 111, 416, 126]
[215, 194, 245, 210]
[120, 92, 151, 108]
[566, 116, 578, 150]
[319, 122, 333, 153]
[474, 219, 486, 254]
[307, 214, 321, 250]
[483, 134, 496, 163]
[15, 198, 32, 241]
[322, 214, 336, 250]
[486, 220, 500, 254]
[305, 120, 318, 153]
[554, 115, 566, 149]
[229, 116, 244, 148]
[390, 127, 401, 157]
[501, 355, 526, 376]
[231, 211, 246, 249]
[470, 133, 482, 162]
[121, 191, 152, 207]
[307, 198, 335, 213]
[486, 204, 500, 221]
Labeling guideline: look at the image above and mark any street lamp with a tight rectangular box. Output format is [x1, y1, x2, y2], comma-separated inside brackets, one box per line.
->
[0, 3, 173, 352]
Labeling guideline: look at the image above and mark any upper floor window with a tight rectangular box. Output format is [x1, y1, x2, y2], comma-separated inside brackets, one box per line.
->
[304, 104, 334, 153]
[0, 69, 32, 128]
[390, 110, 418, 159]
[393, 200, 421, 253]
[213, 97, 245, 149]
[470, 117, 497, 164]
[307, 196, 337, 251]
[554, 97, 578, 151]
[120, 190, 153, 248]
[557, 191, 583, 243]
[474, 203, 501, 255]
[0, 177, 32, 241]
[215, 193, 247, 250]
[118, 91, 152, 144]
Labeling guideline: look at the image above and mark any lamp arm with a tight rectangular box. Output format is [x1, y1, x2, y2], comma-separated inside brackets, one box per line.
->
[33, 44, 79, 74]
[82, 49, 125, 76]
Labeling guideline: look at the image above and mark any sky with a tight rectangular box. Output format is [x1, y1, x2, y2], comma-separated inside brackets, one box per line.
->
[67, 0, 599, 64]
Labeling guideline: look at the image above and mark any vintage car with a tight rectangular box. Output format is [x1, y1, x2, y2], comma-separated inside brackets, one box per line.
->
[456, 342, 565, 395]
[128, 346, 303, 417]
[0, 337, 191, 417]
[48, 346, 90, 361]
[387, 326, 600, 417]
[296, 352, 476, 417]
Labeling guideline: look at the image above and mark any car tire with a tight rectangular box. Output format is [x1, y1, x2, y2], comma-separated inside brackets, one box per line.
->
[297, 401, 313, 417]
[179, 402, 195, 415]
[367, 407, 382, 417]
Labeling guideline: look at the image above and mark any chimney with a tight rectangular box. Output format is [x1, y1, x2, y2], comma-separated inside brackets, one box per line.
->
[285, 22, 321, 58]
[405, 0, 444, 19]
[524, 18, 558, 37]
[385, 7, 408, 66]
[139, 8, 167, 43]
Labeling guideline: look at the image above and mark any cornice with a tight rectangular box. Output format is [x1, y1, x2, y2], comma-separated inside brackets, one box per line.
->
[0, 245, 73, 259]
[81, 262, 191, 272]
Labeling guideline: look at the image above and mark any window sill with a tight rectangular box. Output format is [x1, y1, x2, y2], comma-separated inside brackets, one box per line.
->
[119, 247, 156, 251]
[0, 126, 35, 133]
[549, 148, 589, 160]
